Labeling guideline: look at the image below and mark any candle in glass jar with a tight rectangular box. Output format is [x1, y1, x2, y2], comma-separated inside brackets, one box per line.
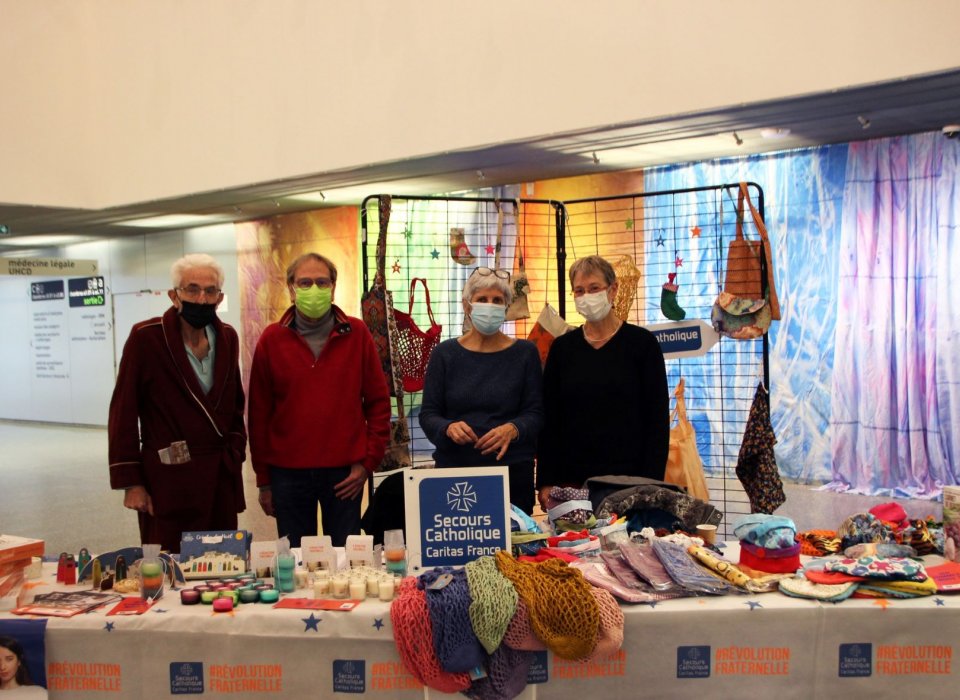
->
[331, 575, 349, 599]
[366, 576, 379, 597]
[348, 580, 367, 600]
[378, 577, 395, 602]
[314, 578, 330, 598]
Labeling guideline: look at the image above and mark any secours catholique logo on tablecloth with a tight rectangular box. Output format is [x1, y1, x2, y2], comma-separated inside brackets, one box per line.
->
[404, 466, 511, 570]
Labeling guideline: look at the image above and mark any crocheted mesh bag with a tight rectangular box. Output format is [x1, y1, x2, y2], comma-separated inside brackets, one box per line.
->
[502, 598, 547, 651]
[463, 645, 533, 700]
[495, 550, 599, 660]
[465, 556, 518, 654]
[612, 254, 641, 321]
[579, 587, 624, 662]
[390, 577, 471, 693]
[419, 568, 486, 674]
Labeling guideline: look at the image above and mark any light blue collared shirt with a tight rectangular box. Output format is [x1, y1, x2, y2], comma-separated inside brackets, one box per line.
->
[185, 325, 217, 395]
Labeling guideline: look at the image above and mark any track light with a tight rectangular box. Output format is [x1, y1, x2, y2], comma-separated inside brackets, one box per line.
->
[592, 151, 600, 164]
[857, 115, 871, 130]
[733, 132, 744, 146]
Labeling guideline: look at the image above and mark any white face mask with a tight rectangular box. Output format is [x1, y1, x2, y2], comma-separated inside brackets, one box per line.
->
[575, 290, 612, 322]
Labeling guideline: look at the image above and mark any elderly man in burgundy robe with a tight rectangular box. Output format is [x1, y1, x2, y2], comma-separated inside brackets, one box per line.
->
[108, 253, 247, 552]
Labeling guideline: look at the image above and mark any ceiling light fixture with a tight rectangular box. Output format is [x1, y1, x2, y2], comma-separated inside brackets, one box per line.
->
[592, 151, 600, 164]
[733, 132, 744, 146]
[123, 214, 222, 229]
[760, 128, 791, 140]
[857, 115, 871, 130]
[476, 170, 486, 181]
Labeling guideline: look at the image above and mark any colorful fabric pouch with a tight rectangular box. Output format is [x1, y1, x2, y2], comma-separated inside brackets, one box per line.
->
[687, 545, 754, 590]
[825, 556, 927, 581]
[733, 514, 797, 549]
[843, 543, 916, 559]
[618, 541, 678, 591]
[652, 539, 731, 595]
[854, 577, 937, 598]
[778, 576, 858, 602]
[739, 541, 801, 574]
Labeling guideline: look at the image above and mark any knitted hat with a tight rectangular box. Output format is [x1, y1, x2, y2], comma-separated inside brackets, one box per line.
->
[462, 646, 533, 700]
[579, 587, 624, 662]
[502, 598, 547, 651]
[495, 550, 599, 660]
[390, 578, 471, 693]
[465, 556, 518, 654]
[419, 568, 487, 674]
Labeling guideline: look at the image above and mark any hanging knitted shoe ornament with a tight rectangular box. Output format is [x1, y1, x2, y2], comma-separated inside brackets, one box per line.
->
[661, 272, 686, 321]
[450, 227, 476, 266]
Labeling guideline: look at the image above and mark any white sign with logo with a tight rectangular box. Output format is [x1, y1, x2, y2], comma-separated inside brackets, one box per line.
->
[403, 466, 510, 573]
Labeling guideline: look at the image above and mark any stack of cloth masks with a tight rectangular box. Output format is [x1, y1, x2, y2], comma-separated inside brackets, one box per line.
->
[509, 504, 549, 558]
[544, 487, 596, 533]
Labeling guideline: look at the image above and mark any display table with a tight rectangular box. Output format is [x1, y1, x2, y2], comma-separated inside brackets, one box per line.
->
[3, 556, 958, 699]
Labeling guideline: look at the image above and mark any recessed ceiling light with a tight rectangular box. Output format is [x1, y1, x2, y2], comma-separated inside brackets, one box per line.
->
[123, 214, 222, 228]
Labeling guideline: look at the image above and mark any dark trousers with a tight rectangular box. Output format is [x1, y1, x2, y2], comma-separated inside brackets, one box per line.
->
[269, 466, 362, 547]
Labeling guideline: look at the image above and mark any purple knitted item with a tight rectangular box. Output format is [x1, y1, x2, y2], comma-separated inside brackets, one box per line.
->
[463, 646, 533, 700]
[419, 568, 486, 674]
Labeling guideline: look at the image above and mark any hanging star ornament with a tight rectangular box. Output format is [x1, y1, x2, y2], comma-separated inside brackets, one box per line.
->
[391, 259, 401, 274]
[655, 232, 665, 247]
[402, 225, 413, 240]
[625, 217, 634, 230]
[302, 613, 321, 631]
[430, 248, 440, 260]
[485, 244, 495, 255]
[674, 254, 683, 268]
[691, 225, 702, 238]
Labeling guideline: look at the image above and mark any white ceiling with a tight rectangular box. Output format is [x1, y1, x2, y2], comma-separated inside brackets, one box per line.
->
[1, 69, 959, 247]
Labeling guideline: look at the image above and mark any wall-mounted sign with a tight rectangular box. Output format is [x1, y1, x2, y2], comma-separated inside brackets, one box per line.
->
[404, 466, 510, 572]
[644, 319, 720, 359]
[30, 280, 65, 302]
[68, 276, 106, 307]
[1, 258, 99, 276]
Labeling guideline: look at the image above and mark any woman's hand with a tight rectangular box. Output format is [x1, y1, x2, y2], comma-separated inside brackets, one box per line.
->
[476, 423, 519, 461]
[537, 486, 554, 512]
[446, 421, 479, 445]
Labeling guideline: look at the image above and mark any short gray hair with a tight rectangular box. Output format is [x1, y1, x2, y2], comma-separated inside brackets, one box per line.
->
[568, 255, 616, 287]
[462, 270, 513, 306]
[285, 252, 339, 285]
[170, 253, 225, 289]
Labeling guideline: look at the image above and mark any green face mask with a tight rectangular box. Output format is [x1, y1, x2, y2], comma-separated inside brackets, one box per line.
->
[294, 285, 332, 319]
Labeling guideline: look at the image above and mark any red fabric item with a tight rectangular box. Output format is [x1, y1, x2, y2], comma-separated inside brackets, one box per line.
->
[739, 541, 801, 573]
[869, 502, 909, 528]
[108, 306, 247, 552]
[248, 305, 391, 486]
[804, 569, 865, 584]
[546, 531, 592, 547]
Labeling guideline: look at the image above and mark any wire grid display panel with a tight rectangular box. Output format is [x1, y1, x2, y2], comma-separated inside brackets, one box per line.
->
[362, 195, 564, 467]
[563, 184, 769, 538]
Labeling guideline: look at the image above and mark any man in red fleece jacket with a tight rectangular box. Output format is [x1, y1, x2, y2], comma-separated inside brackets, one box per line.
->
[248, 253, 390, 546]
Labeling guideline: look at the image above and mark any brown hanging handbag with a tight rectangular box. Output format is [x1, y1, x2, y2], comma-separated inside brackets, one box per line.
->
[723, 183, 781, 320]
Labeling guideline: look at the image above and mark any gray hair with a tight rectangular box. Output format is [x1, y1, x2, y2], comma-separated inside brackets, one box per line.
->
[170, 253, 225, 289]
[285, 252, 339, 285]
[462, 270, 513, 306]
[568, 254, 616, 287]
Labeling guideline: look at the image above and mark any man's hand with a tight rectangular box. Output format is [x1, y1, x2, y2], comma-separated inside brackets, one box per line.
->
[475, 423, 519, 460]
[334, 463, 368, 501]
[537, 485, 554, 513]
[123, 485, 154, 516]
[258, 487, 275, 517]
[445, 421, 479, 445]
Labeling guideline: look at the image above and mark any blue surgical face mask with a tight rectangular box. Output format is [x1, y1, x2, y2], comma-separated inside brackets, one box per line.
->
[470, 302, 506, 335]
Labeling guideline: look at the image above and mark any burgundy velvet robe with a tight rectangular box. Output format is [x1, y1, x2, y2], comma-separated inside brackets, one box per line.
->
[108, 306, 246, 552]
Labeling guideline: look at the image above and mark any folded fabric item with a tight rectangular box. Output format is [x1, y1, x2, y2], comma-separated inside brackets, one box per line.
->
[869, 502, 909, 529]
[547, 530, 592, 547]
[390, 578, 472, 693]
[462, 645, 532, 700]
[510, 505, 542, 534]
[652, 538, 732, 595]
[546, 488, 593, 525]
[687, 545, 754, 590]
[797, 529, 841, 556]
[593, 482, 722, 533]
[899, 518, 940, 556]
[730, 564, 793, 592]
[618, 541, 677, 591]
[580, 587, 624, 662]
[511, 532, 550, 557]
[465, 556, 518, 655]
[568, 559, 683, 603]
[853, 576, 937, 598]
[599, 551, 656, 590]
[844, 542, 916, 559]
[732, 514, 797, 549]
[839, 513, 895, 550]
[778, 576, 858, 602]
[495, 551, 599, 660]
[825, 556, 927, 581]
[583, 475, 684, 510]
[922, 561, 960, 592]
[803, 569, 865, 585]
[739, 541, 801, 574]
[536, 548, 589, 562]
[419, 568, 487, 674]
[501, 599, 547, 652]
[554, 514, 598, 533]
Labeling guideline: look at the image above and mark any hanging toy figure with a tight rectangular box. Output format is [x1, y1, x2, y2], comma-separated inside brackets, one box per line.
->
[449, 227, 476, 266]
[661, 272, 686, 321]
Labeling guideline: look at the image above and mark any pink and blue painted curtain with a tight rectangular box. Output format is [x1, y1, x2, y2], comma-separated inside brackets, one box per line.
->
[828, 134, 960, 496]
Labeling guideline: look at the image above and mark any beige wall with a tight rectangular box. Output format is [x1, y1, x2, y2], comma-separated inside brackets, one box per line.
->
[2, 0, 959, 209]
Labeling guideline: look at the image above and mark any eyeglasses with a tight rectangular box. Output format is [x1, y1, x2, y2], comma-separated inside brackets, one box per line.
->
[572, 285, 609, 297]
[470, 267, 511, 281]
[293, 277, 334, 290]
[177, 285, 222, 300]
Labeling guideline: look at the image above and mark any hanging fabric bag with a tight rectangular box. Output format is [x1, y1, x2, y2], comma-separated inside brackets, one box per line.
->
[494, 202, 531, 321]
[722, 183, 780, 318]
[663, 378, 710, 502]
[393, 278, 442, 393]
[361, 195, 403, 397]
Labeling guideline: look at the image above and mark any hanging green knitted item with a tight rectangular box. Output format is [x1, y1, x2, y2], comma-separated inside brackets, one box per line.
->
[661, 272, 686, 321]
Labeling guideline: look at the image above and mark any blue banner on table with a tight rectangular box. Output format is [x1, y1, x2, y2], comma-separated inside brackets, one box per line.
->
[404, 466, 510, 571]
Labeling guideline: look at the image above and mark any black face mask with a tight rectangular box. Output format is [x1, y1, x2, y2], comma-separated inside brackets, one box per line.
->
[179, 300, 218, 329]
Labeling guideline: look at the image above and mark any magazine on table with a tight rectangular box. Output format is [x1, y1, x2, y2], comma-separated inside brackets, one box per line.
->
[11, 590, 122, 617]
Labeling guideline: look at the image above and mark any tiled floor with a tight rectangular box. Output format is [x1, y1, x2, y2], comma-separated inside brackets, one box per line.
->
[0, 420, 943, 556]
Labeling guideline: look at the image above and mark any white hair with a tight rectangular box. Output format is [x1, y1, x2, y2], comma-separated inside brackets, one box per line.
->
[170, 253, 225, 289]
[461, 271, 513, 306]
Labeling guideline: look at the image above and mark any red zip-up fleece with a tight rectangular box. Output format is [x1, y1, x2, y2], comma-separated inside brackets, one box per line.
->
[247, 304, 391, 487]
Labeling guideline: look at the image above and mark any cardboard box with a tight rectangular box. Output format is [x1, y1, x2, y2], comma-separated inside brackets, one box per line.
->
[178, 531, 251, 579]
[943, 486, 960, 562]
